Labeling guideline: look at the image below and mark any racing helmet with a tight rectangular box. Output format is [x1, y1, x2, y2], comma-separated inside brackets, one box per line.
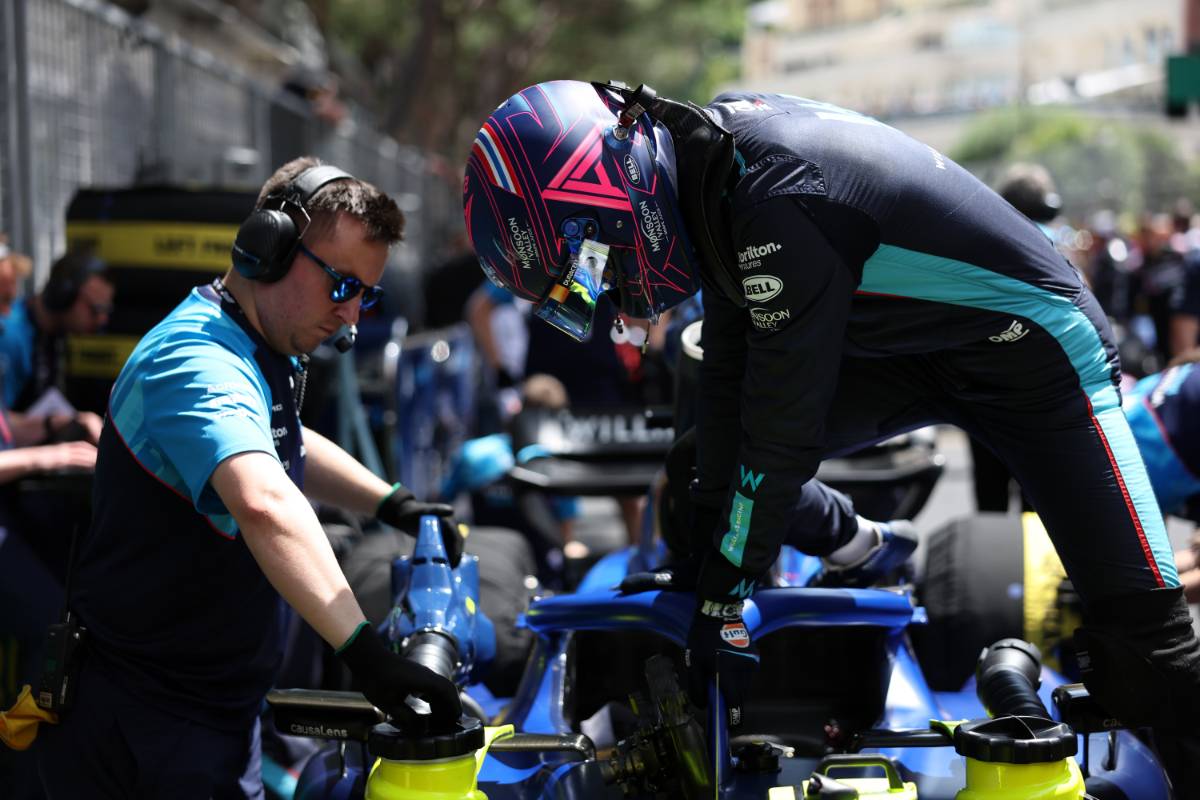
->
[463, 80, 701, 341]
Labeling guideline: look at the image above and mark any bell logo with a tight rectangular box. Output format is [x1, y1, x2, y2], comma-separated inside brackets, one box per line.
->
[742, 275, 783, 302]
[720, 623, 751, 648]
[623, 154, 641, 185]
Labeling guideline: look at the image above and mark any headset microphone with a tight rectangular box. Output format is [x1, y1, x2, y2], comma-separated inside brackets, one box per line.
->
[334, 324, 357, 353]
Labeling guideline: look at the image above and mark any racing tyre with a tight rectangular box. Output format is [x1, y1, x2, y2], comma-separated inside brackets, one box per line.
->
[912, 513, 1025, 691]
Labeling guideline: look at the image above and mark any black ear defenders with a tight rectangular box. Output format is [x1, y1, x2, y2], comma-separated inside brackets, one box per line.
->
[43, 252, 108, 313]
[232, 164, 355, 283]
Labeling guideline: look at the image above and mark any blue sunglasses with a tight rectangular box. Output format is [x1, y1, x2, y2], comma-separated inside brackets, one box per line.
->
[297, 242, 385, 309]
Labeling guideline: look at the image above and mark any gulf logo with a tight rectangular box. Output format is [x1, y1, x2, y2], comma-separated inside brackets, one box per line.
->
[720, 623, 750, 649]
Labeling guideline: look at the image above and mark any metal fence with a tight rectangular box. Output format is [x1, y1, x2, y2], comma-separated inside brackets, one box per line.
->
[0, 0, 459, 281]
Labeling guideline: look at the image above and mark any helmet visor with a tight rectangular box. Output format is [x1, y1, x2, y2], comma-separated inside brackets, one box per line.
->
[533, 240, 610, 342]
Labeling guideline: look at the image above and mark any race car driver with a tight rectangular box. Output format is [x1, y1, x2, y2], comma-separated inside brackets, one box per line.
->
[462, 81, 1200, 793]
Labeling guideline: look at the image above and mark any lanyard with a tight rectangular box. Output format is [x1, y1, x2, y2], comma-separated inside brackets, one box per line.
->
[210, 278, 309, 413]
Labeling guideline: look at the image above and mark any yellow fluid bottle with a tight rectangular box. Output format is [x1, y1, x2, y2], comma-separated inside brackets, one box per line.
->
[954, 716, 1084, 800]
[956, 756, 1085, 800]
[365, 721, 513, 800]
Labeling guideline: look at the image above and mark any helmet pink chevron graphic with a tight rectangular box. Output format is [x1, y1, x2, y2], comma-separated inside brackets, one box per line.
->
[463, 80, 701, 340]
[542, 125, 631, 210]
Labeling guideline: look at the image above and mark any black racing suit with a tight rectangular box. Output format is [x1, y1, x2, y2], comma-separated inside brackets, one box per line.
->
[679, 92, 1200, 783]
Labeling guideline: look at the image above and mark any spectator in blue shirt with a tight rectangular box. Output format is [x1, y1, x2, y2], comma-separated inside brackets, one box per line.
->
[0, 249, 114, 412]
[0, 238, 32, 408]
[1123, 350, 1200, 602]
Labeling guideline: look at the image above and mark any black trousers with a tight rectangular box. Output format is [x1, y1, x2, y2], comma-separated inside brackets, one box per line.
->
[781, 301, 1200, 795]
[35, 661, 263, 799]
[788, 338, 1174, 605]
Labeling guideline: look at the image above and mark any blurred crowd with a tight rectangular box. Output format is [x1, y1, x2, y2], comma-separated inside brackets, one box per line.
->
[1007, 170, 1200, 379]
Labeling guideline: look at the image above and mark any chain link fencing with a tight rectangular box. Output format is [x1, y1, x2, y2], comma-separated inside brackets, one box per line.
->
[0, 0, 459, 281]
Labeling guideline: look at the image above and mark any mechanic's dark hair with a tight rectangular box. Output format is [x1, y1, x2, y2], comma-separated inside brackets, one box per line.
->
[997, 163, 1062, 224]
[42, 248, 109, 312]
[1167, 347, 1200, 368]
[1173, 197, 1194, 233]
[520, 373, 569, 411]
[257, 156, 404, 245]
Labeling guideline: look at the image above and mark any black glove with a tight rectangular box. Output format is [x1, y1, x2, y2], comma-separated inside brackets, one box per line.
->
[337, 623, 463, 734]
[683, 550, 762, 728]
[376, 484, 461, 566]
[685, 600, 759, 729]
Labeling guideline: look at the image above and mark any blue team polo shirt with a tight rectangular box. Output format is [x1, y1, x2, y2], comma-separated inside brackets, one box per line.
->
[0, 299, 34, 408]
[1124, 364, 1200, 521]
[72, 282, 305, 730]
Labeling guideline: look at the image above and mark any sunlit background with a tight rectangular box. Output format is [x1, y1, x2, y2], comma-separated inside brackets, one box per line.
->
[3, 0, 1200, 282]
[3, 1, 1200, 774]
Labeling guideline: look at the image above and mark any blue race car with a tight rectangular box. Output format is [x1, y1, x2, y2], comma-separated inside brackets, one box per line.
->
[272, 466, 1171, 800]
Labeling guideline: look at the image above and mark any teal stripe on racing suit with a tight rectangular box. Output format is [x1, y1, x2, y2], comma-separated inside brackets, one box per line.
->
[859, 244, 1172, 579]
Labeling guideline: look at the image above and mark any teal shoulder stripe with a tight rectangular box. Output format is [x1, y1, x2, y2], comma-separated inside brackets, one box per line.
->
[862, 245, 1112, 408]
[863, 245, 1172, 584]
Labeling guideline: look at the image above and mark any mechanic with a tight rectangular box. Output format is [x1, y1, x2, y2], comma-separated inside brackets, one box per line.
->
[33, 157, 464, 799]
[1168, 235, 1200, 357]
[463, 81, 1200, 792]
[1123, 350, 1200, 602]
[440, 373, 584, 589]
[466, 278, 669, 543]
[0, 237, 32, 409]
[1, 249, 115, 411]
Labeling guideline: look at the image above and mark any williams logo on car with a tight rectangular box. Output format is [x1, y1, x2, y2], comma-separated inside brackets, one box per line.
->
[720, 623, 751, 649]
[623, 154, 641, 185]
[743, 275, 782, 303]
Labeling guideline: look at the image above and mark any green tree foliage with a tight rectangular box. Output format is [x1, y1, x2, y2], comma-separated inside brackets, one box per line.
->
[951, 107, 1200, 220]
[315, 0, 745, 158]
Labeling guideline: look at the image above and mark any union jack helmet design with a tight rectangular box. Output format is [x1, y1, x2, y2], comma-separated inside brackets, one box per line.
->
[463, 80, 701, 341]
